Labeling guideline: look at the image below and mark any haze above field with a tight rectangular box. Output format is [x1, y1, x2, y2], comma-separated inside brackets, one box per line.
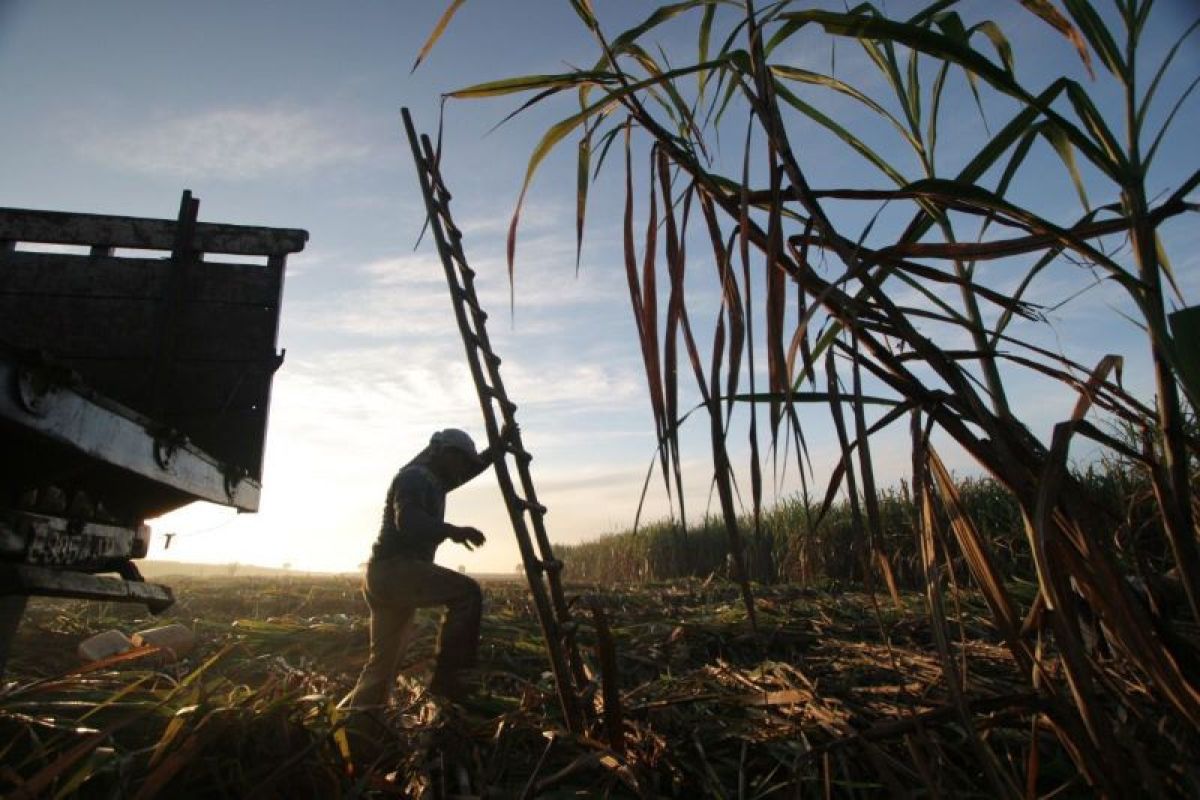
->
[0, 1, 1196, 574]
[134, 561, 519, 582]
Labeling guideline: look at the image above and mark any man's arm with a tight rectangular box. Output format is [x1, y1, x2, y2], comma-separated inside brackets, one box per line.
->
[464, 423, 517, 484]
[395, 501, 455, 548]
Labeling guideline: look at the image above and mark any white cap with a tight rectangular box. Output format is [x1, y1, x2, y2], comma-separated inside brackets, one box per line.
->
[430, 428, 484, 464]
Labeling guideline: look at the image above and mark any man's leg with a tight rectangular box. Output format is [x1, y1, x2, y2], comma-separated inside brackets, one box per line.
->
[398, 562, 483, 698]
[341, 563, 416, 708]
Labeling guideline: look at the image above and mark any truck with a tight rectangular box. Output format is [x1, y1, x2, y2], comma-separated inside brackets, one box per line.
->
[0, 191, 306, 673]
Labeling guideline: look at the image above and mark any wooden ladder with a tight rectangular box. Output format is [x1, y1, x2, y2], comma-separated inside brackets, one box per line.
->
[401, 108, 587, 733]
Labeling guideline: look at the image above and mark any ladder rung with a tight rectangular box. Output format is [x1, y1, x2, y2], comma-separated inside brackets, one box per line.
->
[519, 498, 548, 516]
[482, 387, 516, 414]
[466, 332, 486, 350]
[486, 392, 516, 415]
[431, 179, 451, 202]
[505, 443, 530, 461]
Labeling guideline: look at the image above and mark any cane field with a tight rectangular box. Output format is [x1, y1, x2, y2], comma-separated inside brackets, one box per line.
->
[3, 463, 1198, 797]
[0, 569, 1112, 798]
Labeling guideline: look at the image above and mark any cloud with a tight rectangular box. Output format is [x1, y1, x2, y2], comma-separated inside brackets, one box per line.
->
[286, 227, 626, 340]
[74, 106, 371, 180]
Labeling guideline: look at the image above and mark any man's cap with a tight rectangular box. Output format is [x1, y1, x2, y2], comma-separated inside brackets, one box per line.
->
[430, 428, 484, 464]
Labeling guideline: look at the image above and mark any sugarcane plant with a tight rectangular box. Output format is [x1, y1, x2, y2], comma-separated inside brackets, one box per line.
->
[424, 0, 1199, 793]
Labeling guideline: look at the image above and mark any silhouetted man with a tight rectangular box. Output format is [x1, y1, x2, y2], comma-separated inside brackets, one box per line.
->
[342, 428, 496, 707]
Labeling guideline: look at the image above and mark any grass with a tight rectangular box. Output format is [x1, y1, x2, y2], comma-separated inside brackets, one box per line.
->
[559, 472, 1128, 588]
[3, 573, 1198, 797]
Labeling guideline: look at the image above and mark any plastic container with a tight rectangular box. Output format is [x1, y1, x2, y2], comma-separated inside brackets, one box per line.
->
[131, 623, 195, 660]
[77, 629, 133, 662]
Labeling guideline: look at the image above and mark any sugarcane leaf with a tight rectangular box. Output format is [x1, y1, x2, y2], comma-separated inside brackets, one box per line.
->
[1018, 0, 1094, 76]
[860, 35, 915, 138]
[507, 104, 607, 280]
[712, 54, 748, 128]
[803, 323, 842, 384]
[955, 81, 1059, 190]
[771, 78, 908, 186]
[769, 64, 918, 151]
[591, 122, 625, 180]
[569, 0, 597, 29]
[930, 12, 989, 131]
[783, 10, 1118, 178]
[448, 71, 614, 99]
[905, 43, 922, 136]
[1061, 0, 1126, 78]
[972, 20, 1015, 75]
[576, 130, 591, 274]
[413, 0, 468, 73]
[927, 444, 1023, 649]
[623, 42, 707, 147]
[485, 85, 577, 135]
[991, 244, 1060, 345]
[1063, 82, 1127, 170]
[929, 12, 993, 130]
[612, 1, 726, 53]
[1136, 17, 1200, 139]
[926, 60, 950, 159]
[1155, 229, 1183, 302]
[726, 390, 899, 407]
[902, 178, 1129, 278]
[766, 0, 876, 51]
[1041, 123, 1091, 212]
[498, 57, 735, 272]
[1145, 75, 1200, 170]
[907, 0, 961, 28]
[698, 2, 717, 100]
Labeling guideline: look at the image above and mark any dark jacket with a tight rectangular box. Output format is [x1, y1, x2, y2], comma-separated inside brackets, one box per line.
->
[371, 451, 488, 562]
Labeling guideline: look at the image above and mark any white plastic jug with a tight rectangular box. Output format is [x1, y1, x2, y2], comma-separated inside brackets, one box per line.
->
[77, 629, 133, 662]
[131, 623, 195, 660]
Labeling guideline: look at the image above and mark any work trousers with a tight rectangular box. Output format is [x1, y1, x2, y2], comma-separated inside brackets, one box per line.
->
[342, 556, 482, 708]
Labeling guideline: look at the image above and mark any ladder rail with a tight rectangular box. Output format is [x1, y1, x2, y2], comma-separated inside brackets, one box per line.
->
[416, 135, 590, 691]
[401, 108, 586, 733]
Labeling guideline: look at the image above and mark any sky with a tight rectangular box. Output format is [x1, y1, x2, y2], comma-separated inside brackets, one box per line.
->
[0, 1, 1196, 574]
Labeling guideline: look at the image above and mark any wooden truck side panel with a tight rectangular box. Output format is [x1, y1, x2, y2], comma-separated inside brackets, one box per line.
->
[0, 198, 304, 481]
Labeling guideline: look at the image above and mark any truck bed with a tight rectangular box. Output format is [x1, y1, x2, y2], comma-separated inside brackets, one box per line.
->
[0, 193, 307, 669]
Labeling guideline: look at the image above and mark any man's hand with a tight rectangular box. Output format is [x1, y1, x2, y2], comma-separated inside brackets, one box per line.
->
[480, 423, 519, 465]
[451, 525, 487, 550]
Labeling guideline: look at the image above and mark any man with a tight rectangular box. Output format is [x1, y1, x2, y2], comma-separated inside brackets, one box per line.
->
[342, 427, 498, 707]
